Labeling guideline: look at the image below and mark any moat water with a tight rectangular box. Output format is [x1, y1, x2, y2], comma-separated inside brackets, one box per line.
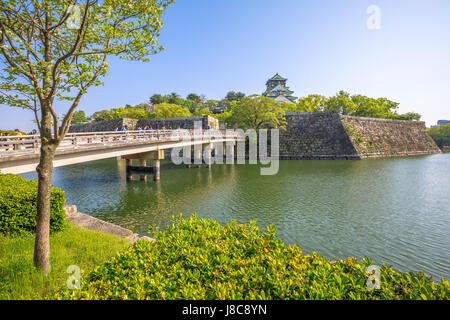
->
[22, 154, 450, 281]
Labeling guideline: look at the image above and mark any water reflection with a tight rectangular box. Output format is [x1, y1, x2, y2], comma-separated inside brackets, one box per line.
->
[21, 154, 450, 281]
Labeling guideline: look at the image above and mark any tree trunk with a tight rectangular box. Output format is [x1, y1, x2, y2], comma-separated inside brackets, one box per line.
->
[33, 141, 55, 275]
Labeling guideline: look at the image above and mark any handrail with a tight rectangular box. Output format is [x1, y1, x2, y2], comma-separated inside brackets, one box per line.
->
[0, 129, 243, 158]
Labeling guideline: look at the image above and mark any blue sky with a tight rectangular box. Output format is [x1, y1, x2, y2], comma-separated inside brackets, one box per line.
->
[1, 0, 449, 131]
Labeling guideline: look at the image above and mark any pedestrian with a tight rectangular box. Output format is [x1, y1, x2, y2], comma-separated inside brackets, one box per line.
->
[13, 129, 23, 150]
[1, 132, 11, 151]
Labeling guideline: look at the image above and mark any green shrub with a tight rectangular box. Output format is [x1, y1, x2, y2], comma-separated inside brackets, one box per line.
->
[428, 124, 450, 149]
[56, 215, 449, 300]
[0, 174, 66, 235]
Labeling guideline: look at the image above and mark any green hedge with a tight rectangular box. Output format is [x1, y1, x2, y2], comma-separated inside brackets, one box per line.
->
[428, 124, 450, 149]
[56, 215, 449, 300]
[0, 174, 66, 235]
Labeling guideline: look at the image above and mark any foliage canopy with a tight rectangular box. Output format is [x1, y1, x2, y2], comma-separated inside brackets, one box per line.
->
[428, 124, 450, 149]
[56, 215, 450, 300]
[0, 174, 66, 235]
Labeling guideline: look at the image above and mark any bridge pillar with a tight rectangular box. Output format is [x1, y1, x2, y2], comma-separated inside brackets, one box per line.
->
[194, 145, 202, 168]
[122, 150, 164, 182]
[139, 159, 147, 181]
[203, 143, 213, 168]
[224, 141, 235, 164]
[125, 159, 132, 180]
[153, 159, 160, 181]
[152, 150, 164, 181]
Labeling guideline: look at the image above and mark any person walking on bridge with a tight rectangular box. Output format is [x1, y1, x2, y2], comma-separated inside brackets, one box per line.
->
[1, 132, 11, 151]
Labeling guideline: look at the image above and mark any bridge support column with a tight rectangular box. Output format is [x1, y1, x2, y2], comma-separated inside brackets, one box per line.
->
[125, 159, 132, 180]
[152, 149, 164, 182]
[194, 145, 202, 168]
[122, 150, 164, 182]
[139, 159, 147, 181]
[204, 143, 213, 168]
[153, 159, 160, 181]
[224, 141, 235, 164]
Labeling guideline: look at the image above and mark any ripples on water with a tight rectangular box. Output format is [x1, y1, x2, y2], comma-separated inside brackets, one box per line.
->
[22, 154, 450, 281]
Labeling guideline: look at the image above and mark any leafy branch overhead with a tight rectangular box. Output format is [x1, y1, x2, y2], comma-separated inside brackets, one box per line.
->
[0, 0, 174, 141]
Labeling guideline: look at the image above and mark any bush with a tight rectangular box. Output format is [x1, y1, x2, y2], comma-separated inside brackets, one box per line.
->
[56, 215, 449, 300]
[428, 124, 450, 149]
[0, 174, 66, 235]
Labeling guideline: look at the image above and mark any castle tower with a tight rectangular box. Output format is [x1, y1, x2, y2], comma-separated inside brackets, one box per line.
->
[262, 73, 298, 103]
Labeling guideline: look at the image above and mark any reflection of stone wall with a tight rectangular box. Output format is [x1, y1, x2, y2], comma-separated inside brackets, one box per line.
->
[340, 115, 441, 158]
[69, 116, 219, 133]
[279, 111, 441, 159]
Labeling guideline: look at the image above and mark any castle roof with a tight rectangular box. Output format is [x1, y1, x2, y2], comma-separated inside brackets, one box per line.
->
[267, 73, 287, 81]
[274, 95, 295, 103]
[270, 84, 290, 93]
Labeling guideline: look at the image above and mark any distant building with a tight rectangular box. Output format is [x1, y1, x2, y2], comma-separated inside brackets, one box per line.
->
[262, 73, 298, 104]
[437, 120, 450, 126]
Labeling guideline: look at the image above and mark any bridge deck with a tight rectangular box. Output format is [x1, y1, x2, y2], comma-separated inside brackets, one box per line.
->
[0, 130, 241, 174]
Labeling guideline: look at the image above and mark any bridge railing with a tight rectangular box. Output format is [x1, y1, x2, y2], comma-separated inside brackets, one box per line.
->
[0, 129, 243, 158]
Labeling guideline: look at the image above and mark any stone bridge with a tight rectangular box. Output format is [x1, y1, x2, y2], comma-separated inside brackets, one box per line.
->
[0, 130, 242, 180]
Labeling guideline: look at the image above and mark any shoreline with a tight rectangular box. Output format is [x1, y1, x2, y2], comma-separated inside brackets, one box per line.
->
[64, 205, 154, 244]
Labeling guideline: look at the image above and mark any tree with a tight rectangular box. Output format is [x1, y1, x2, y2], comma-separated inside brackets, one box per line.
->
[153, 103, 192, 118]
[186, 93, 201, 104]
[203, 99, 218, 110]
[428, 124, 450, 149]
[166, 92, 184, 105]
[71, 110, 89, 124]
[111, 105, 152, 120]
[287, 94, 328, 112]
[0, 0, 174, 273]
[92, 109, 114, 122]
[324, 91, 358, 115]
[230, 95, 287, 129]
[391, 112, 421, 121]
[225, 91, 245, 102]
[193, 108, 212, 116]
[150, 94, 165, 105]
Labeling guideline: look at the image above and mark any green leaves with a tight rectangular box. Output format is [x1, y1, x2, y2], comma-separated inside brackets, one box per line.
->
[230, 95, 287, 130]
[0, 0, 174, 138]
[0, 174, 66, 235]
[55, 214, 450, 300]
[428, 124, 450, 149]
[153, 103, 192, 118]
[285, 91, 421, 120]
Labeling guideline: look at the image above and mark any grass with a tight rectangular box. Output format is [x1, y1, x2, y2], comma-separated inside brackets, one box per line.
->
[0, 223, 128, 300]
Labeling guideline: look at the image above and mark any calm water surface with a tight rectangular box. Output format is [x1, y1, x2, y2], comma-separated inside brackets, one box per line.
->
[23, 154, 450, 281]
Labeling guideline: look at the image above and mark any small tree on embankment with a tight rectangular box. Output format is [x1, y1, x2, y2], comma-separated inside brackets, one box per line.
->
[0, 0, 174, 274]
[428, 124, 450, 150]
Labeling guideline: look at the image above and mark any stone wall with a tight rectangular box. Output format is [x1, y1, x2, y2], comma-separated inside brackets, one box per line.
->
[340, 115, 441, 158]
[279, 112, 360, 160]
[69, 116, 218, 133]
[136, 116, 219, 130]
[68, 113, 440, 160]
[69, 118, 138, 133]
[278, 111, 441, 159]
